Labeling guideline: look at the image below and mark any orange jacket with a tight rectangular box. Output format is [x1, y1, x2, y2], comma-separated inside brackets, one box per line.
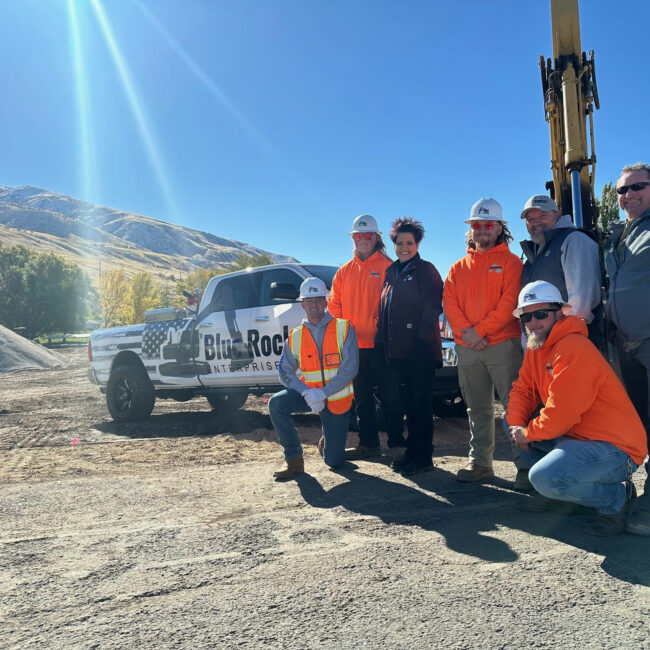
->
[506, 316, 648, 465]
[443, 243, 522, 346]
[328, 251, 392, 349]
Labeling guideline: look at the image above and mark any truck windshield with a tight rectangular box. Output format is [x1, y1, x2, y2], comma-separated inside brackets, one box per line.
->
[303, 265, 338, 289]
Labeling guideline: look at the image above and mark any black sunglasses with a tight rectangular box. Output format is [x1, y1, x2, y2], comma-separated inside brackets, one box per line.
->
[520, 308, 559, 324]
[616, 182, 650, 195]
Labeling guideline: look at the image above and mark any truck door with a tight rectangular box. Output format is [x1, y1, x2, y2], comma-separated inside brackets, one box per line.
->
[195, 273, 259, 386]
[249, 267, 306, 385]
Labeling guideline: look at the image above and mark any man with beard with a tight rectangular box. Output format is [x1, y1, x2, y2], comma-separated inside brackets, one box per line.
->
[520, 195, 603, 349]
[506, 281, 647, 536]
[443, 198, 529, 488]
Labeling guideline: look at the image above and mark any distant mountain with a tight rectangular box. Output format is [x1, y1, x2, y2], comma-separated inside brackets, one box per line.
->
[0, 186, 297, 285]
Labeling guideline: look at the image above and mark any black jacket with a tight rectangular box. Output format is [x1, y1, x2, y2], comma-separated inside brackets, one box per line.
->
[375, 253, 443, 363]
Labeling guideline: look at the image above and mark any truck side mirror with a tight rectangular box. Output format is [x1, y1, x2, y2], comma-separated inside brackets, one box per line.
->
[269, 282, 299, 301]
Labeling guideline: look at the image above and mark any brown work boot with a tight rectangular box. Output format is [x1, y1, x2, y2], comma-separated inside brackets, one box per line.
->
[456, 463, 494, 482]
[317, 436, 324, 458]
[273, 456, 304, 480]
[345, 445, 381, 460]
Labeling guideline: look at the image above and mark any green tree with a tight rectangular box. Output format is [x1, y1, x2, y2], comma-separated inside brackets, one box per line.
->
[597, 181, 621, 232]
[0, 246, 92, 337]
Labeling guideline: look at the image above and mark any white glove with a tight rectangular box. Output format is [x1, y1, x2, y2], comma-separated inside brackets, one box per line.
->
[309, 400, 325, 414]
[302, 388, 326, 408]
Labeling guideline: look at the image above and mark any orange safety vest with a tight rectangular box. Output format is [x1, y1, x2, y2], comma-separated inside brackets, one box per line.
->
[288, 318, 354, 414]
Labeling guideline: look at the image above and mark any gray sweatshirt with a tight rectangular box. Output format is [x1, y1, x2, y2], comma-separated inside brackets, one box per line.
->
[278, 312, 359, 397]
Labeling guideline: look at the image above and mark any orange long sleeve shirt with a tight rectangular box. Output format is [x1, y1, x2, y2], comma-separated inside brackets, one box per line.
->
[327, 250, 392, 349]
[506, 316, 648, 466]
[443, 243, 522, 347]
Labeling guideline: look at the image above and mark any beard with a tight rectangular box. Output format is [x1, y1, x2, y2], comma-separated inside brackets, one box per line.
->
[527, 331, 547, 350]
[530, 231, 546, 245]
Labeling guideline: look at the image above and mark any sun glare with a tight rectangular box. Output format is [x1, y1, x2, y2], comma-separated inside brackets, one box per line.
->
[90, 0, 178, 220]
[67, 0, 94, 202]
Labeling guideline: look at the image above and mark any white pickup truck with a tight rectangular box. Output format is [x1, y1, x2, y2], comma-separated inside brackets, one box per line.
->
[88, 263, 463, 422]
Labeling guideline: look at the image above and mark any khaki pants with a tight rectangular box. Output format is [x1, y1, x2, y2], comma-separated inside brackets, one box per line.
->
[456, 338, 525, 469]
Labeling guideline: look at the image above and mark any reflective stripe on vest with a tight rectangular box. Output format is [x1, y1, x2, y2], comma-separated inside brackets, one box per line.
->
[288, 318, 354, 414]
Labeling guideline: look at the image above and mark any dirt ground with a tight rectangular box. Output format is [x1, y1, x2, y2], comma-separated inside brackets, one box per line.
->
[1, 347, 649, 649]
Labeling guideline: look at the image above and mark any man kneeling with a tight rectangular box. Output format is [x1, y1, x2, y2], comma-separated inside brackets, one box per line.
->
[507, 281, 648, 536]
[270, 277, 358, 479]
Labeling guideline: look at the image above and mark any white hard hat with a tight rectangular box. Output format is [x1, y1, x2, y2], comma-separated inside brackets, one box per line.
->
[350, 214, 381, 234]
[299, 277, 329, 300]
[520, 195, 558, 219]
[465, 198, 507, 224]
[513, 281, 571, 318]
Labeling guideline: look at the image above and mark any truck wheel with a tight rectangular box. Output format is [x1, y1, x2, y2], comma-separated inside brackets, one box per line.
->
[206, 389, 248, 411]
[432, 391, 466, 418]
[106, 365, 156, 422]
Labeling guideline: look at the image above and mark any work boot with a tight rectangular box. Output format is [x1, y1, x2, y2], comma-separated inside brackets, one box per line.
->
[456, 463, 494, 483]
[516, 492, 554, 512]
[317, 436, 324, 458]
[514, 468, 533, 491]
[345, 445, 381, 460]
[273, 456, 304, 480]
[400, 458, 434, 477]
[585, 482, 637, 537]
[625, 488, 650, 536]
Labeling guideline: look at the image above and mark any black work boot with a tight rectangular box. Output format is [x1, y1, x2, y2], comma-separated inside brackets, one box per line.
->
[585, 482, 637, 537]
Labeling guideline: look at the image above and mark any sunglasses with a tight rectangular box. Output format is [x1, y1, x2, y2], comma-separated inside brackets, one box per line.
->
[520, 308, 559, 324]
[616, 182, 650, 195]
[353, 232, 375, 240]
[471, 221, 496, 230]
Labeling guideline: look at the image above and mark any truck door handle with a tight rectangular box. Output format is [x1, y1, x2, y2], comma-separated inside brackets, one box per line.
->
[255, 316, 269, 321]
[198, 322, 213, 328]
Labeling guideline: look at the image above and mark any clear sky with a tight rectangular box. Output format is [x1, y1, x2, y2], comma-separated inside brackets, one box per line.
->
[1, 0, 649, 277]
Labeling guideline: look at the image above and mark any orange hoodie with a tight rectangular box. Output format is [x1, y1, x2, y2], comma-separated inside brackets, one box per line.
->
[443, 243, 522, 346]
[506, 316, 648, 465]
[328, 250, 392, 348]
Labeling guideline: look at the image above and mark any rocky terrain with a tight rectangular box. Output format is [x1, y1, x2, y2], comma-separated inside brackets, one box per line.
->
[1, 347, 649, 649]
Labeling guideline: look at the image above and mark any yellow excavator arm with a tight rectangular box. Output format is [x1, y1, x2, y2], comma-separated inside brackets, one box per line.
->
[541, 0, 599, 230]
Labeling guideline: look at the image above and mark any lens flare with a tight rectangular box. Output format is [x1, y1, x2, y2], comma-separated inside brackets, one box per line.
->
[90, 0, 178, 218]
[67, 0, 94, 201]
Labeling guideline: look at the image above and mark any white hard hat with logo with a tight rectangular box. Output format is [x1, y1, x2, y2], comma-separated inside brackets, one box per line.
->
[465, 198, 506, 224]
[513, 281, 572, 318]
[350, 214, 381, 234]
[299, 277, 329, 300]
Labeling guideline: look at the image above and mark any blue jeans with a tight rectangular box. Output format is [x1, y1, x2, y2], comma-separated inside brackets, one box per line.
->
[268, 389, 348, 468]
[519, 437, 637, 514]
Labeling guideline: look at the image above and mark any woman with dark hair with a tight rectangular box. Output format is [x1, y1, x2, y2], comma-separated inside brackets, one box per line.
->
[375, 217, 443, 475]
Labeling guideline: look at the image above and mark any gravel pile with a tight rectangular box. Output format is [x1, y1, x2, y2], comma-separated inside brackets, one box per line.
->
[0, 324, 68, 373]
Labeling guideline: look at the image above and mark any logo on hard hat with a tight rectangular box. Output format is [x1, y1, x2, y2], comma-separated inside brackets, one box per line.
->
[309, 287, 318, 293]
[524, 292, 537, 301]
[358, 220, 367, 227]
[478, 207, 490, 214]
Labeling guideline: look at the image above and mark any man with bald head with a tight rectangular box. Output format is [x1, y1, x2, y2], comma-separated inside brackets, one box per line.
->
[605, 162, 650, 535]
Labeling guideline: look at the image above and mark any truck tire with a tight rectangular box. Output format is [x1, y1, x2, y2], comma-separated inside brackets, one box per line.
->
[106, 365, 156, 422]
[206, 389, 248, 411]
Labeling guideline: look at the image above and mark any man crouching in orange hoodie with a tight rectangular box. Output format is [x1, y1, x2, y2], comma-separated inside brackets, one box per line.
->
[507, 280, 648, 536]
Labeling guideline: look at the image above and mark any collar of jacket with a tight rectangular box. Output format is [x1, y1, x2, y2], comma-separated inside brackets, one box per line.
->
[534, 314, 588, 351]
[353, 249, 388, 267]
[466, 241, 511, 257]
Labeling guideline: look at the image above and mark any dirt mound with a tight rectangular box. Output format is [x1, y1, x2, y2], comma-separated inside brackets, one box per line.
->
[0, 324, 67, 373]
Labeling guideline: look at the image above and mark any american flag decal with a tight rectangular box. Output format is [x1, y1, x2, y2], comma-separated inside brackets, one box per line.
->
[142, 319, 188, 359]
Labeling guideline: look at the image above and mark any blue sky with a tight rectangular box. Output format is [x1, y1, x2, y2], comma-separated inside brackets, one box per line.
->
[1, 0, 649, 277]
